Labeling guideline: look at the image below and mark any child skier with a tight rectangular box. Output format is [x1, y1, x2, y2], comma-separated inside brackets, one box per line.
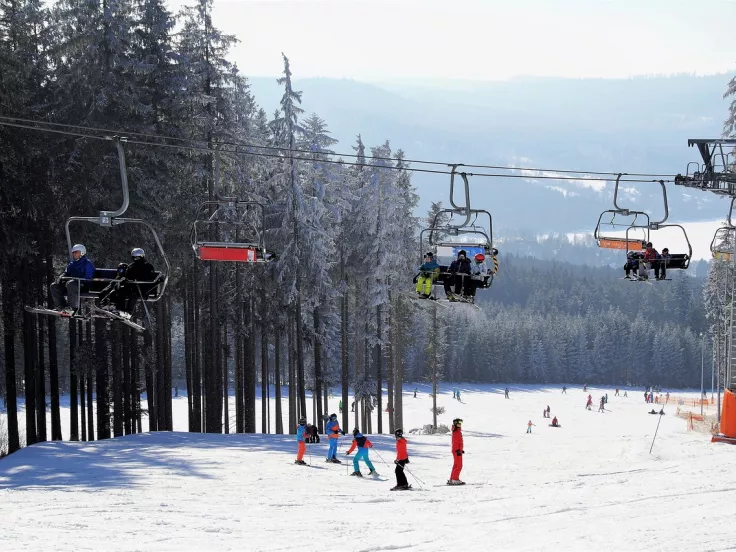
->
[392, 428, 411, 491]
[448, 418, 465, 485]
[346, 428, 377, 477]
[325, 413, 342, 463]
[526, 420, 535, 433]
[295, 416, 308, 465]
[551, 416, 559, 427]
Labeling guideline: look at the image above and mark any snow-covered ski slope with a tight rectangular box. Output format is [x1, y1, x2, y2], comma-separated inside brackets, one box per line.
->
[1, 385, 733, 551]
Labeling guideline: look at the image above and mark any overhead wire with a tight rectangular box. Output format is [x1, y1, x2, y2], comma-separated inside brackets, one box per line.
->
[0, 116, 676, 183]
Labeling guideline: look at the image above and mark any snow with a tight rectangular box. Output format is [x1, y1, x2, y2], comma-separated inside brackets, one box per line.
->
[1, 384, 733, 551]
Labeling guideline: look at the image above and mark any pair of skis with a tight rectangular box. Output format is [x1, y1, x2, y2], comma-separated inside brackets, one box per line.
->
[25, 304, 144, 332]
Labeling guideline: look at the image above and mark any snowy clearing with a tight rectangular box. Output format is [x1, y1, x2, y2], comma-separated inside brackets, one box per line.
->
[1, 385, 732, 552]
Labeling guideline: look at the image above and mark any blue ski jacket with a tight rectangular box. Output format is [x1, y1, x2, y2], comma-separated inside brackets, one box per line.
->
[64, 256, 95, 279]
[296, 425, 308, 442]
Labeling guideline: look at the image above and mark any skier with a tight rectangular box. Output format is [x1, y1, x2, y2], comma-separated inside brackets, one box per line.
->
[615, 388, 619, 396]
[598, 397, 605, 412]
[456, 389, 461, 402]
[453, 387, 457, 399]
[295, 416, 308, 465]
[414, 388, 418, 398]
[624, 391, 628, 398]
[546, 405, 551, 417]
[415, 252, 440, 298]
[504, 387, 510, 399]
[467, 253, 489, 298]
[50, 244, 96, 314]
[586, 397, 592, 410]
[100, 248, 157, 317]
[392, 428, 411, 491]
[445, 249, 472, 300]
[325, 413, 343, 463]
[339, 400, 343, 413]
[448, 418, 465, 485]
[605, 393, 608, 404]
[345, 428, 377, 477]
[551, 416, 559, 427]
[562, 386, 567, 394]
[583, 384, 588, 392]
[526, 420, 535, 433]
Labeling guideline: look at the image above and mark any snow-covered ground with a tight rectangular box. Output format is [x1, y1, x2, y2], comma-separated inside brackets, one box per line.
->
[1, 384, 732, 551]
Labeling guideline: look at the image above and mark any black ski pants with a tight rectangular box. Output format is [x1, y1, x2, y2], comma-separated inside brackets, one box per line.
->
[395, 460, 408, 487]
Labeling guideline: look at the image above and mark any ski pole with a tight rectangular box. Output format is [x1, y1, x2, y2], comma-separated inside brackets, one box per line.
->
[372, 448, 392, 469]
[401, 464, 426, 488]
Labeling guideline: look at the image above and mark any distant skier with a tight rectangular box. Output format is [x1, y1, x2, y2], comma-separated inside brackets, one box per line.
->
[599, 397, 605, 412]
[583, 384, 588, 392]
[414, 388, 418, 398]
[526, 420, 535, 433]
[605, 393, 608, 404]
[624, 391, 628, 398]
[504, 388, 510, 399]
[546, 405, 551, 417]
[295, 417, 308, 465]
[551, 416, 559, 427]
[456, 389, 461, 402]
[392, 428, 411, 491]
[615, 388, 619, 396]
[586, 396, 593, 410]
[339, 400, 343, 413]
[453, 387, 457, 399]
[325, 413, 343, 463]
[346, 428, 377, 477]
[448, 418, 465, 485]
[562, 386, 567, 394]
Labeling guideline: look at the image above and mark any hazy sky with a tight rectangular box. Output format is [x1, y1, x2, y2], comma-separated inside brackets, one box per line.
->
[168, 0, 736, 81]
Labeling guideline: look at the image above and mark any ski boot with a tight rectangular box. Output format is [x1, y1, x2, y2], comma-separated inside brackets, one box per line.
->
[295, 460, 307, 465]
[447, 479, 465, 486]
[368, 469, 379, 476]
[350, 471, 363, 477]
[390, 484, 411, 491]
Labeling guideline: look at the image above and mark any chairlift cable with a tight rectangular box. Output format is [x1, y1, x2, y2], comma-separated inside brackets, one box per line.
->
[0, 117, 675, 184]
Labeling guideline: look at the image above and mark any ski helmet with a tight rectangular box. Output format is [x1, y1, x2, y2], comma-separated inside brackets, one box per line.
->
[352, 427, 359, 436]
[474, 253, 485, 262]
[394, 428, 403, 438]
[452, 418, 463, 427]
[330, 413, 337, 420]
[131, 247, 145, 259]
[298, 416, 307, 425]
[458, 249, 467, 258]
[71, 244, 86, 256]
[424, 252, 434, 259]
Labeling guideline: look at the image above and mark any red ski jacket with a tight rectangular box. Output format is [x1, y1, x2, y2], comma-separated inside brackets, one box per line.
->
[395, 437, 408, 460]
[451, 428, 463, 454]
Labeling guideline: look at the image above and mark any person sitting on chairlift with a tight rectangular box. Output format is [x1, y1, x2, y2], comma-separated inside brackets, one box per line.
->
[100, 248, 156, 318]
[657, 247, 671, 280]
[445, 249, 472, 300]
[468, 253, 488, 297]
[641, 242, 658, 280]
[624, 250, 643, 280]
[415, 252, 440, 298]
[50, 244, 96, 315]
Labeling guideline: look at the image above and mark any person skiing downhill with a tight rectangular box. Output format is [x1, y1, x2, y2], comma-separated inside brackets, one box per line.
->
[325, 413, 343, 463]
[346, 428, 377, 476]
[295, 417, 309, 465]
[392, 429, 411, 491]
[448, 418, 465, 485]
[526, 420, 535, 433]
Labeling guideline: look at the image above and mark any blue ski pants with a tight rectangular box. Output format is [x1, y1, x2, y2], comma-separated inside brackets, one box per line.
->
[327, 438, 338, 459]
[353, 448, 375, 472]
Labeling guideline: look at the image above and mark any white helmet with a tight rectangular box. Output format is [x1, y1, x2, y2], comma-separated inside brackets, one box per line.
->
[71, 244, 86, 256]
[131, 248, 145, 259]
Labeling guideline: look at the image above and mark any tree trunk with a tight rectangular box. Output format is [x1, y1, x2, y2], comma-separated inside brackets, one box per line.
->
[112, 323, 123, 437]
[432, 304, 438, 430]
[144, 325, 157, 431]
[69, 320, 79, 442]
[387, 302, 394, 434]
[156, 300, 166, 431]
[223, 318, 229, 434]
[123, 326, 131, 435]
[2, 270, 20, 453]
[295, 298, 307, 421]
[261, 314, 268, 434]
[35, 270, 47, 442]
[341, 281, 349, 436]
[274, 320, 283, 434]
[23, 309, 38, 445]
[234, 265, 243, 433]
[243, 297, 256, 432]
[192, 262, 202, 432]
[314, 307, 324, 432]
[47, 257, 61, 441]
[376, 304, 382, 434]
[288, 309, 296, 434]
[95, 318, 109, 440]
[80, 372, 87, 441]
[183, 274, 193, 431]
[86, 320, 94, 441]
[393, 302, 404, 433]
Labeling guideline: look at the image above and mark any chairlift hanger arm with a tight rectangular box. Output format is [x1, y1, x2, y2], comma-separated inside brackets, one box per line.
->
[100, 137, 130, 220]
[448, 165, 472, 227]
